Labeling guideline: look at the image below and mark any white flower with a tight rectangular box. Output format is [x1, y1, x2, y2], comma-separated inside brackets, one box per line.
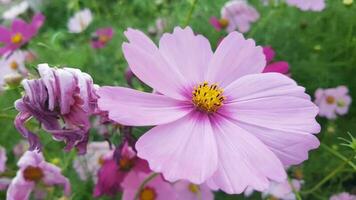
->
[0, 51, 27, 90]
[67, 8, 93, 33]
[2, 1, 29, 20]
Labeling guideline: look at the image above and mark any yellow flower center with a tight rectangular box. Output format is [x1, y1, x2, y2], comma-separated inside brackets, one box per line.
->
[23, 166, 44, 182]
[192, 82, 226, 113]
[10, 61, 18, 70]
[326, 96, 335, 104]
[140, 186, 156, 200]
[219, 18, 229, 28]
[188, 184, 200, 194]
[98, 35, 109, 43]
[11, 33, 23, 44]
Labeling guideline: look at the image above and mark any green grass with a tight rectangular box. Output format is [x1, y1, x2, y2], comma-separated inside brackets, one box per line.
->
[1, 0, 356, 199]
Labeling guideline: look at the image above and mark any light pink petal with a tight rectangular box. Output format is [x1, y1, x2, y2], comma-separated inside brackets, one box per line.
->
[159, 27, 213, 87]
[336, 96, 351, 115]
[208, 116, 286, 194]
[207, 32, 266, 88]
[97, 86, 192, 126]
[53, 68, 76, 114]
[17, 151, 43, 169]
[41, 163, 71, 196]
[136, 112, 218, 184]
[123, 28, 188, 100]
[6, 175, 35, 200]
[174, 181, 214, 200]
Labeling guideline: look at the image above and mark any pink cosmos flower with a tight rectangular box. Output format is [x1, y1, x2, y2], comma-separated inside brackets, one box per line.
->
[14, 64, 98, 154]
[97, 27, 320, 194]
[121, 172, 176, 200]
[0, 13, 45, 55]
[262, 46, 290, 75]
[314, 86, 352, 119]
[174, 181, 214, 200]
[330, 192, 356, 200]
[73, 141, 113, 182]
[6, 151, 71, 200]
[94, 142, 150, 197]
[286, 0, 325, 11]
[212, 0, 259, 33]
[262, 179, 303, 200]
[91, 27, 114, 49]
[0, 146, 7, 173]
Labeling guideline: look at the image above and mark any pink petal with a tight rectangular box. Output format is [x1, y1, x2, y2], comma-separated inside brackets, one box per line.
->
[263, 61, 290, 74]
[0, 26, 11, 42]
[123, 28, 188, 100]
[207, 32, 266, 88]
[97, 86, 192, 126]
[209, 16, 222, 31]
[208, 116, 286, 194]
[136, 112, 218, 184]
[41, 163, 71, 196]
[262, 46, 275, 63]
[159, 27, 213, 87]
[6, 175, 35, 200]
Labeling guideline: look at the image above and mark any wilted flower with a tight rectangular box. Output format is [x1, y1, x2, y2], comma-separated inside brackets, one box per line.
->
[98, 27, 320, 194]
[0, 146, 7, 173]
[286, 0, 325, 11]
[330, 192, 356, 200]
[314, 86, 352, 119]
[121, 172, 176, 200]
[73, 141, 113, 182]
[14, 63, 98, 154]
[0, 13, 45, 55]
[91, 27, 114, 49]
[262, 179, 303, 200]
[262, 46, 290, 75]
[211, 0, 259, 33]
[67, 8, 93, 33]
[6, 151, 71, 200]
[94, 142, 150, 197]
[174, 181, 214, 200]
[2, 1, 29, 20]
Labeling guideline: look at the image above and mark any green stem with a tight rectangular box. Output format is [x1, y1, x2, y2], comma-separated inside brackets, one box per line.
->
[183, 0, 199, 26]
[0, 114, 14, 120]
[321, 143, 356, 171]
[134, 173, 159, 200]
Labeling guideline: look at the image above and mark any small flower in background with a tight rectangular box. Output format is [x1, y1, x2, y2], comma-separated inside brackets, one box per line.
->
[91, 27, 114, 49]
[343, 0, 353, 6]
[174, 181, 214, 200]
[262, 46, 290, 75]
[2, 1, 29, 20]
[148, 18, 167, 37]
[0, 146, 7, 173]
[286, 0, 326, 12]
[13, 140, 29, 158]
[94, 142, 150, 197]
[67, 8, 93, 33]
[262, 179, 303, 200]
[98, 27, 320, 194]
[73, 141, 113, 182]
[6, 151, 71, 200]
[314, 86, 352, 119]
[121, 172, 176, 200]
[330, 192, 356, 200]
[0, 51, 27, 91]
[0, 13, 45, 55]
[211, 0, 259, 33]
[14, 63, 98, 154]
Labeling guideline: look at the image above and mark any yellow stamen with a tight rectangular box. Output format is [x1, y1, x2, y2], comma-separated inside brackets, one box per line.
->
[11, 33, 23, 44]
[10, 61, 18, 70]
[98, 35, 109, 43]
[23, 166, 44, 182]
[188, 184, 200, 194]
[326, 96, 335, 105]
[192, 82, 226, 113]
[219, 18, 229, 28]
[140, 186, 156, 200]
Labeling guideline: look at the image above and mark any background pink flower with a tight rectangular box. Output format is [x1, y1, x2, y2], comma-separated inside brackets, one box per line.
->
[91, 27, 114, 49]
[286, 0, 325, 11]
[262, 179, 303, 200]
[262, 46, 290, 75]
[174, 181, 214, 200]
[330, 192, 356, 200]
[98, 27, 320, 194]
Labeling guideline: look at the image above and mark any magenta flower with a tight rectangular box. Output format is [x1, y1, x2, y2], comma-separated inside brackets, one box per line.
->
[0, 146, 7, 173]
[6, 151, 71, 200]
[14, 64, 98, 154]
[286, 0, 325, 11]
[174, 181, 214, 200]
[314, 86, 352, 119]
[262, 46, 290, 75]
[121, 172, 176, 200]
[216, 0, 259, 33]
[0, 13, 45, 55]
[91, 27, 114, 49]
[330, 192, 356, 200]
[97, 27, 320, 194]
[94, 142, 150, 197]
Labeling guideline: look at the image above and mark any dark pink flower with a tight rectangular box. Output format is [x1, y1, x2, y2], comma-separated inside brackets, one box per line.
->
[262, 46, 290, 75]
[14, 64, 98, 154]
[91, 27, 114, 49]
[0, 13, 45, 55]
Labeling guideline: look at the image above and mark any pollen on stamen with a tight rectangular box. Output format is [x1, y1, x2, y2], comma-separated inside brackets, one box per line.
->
[192, 81, 226, 113]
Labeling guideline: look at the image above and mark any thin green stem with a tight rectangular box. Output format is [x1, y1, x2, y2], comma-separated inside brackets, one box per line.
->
[0, 114, 14, 120]
[183, 0, 199, 26]
[134, 173, 159, 200]
[321, 143, 356, 171]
